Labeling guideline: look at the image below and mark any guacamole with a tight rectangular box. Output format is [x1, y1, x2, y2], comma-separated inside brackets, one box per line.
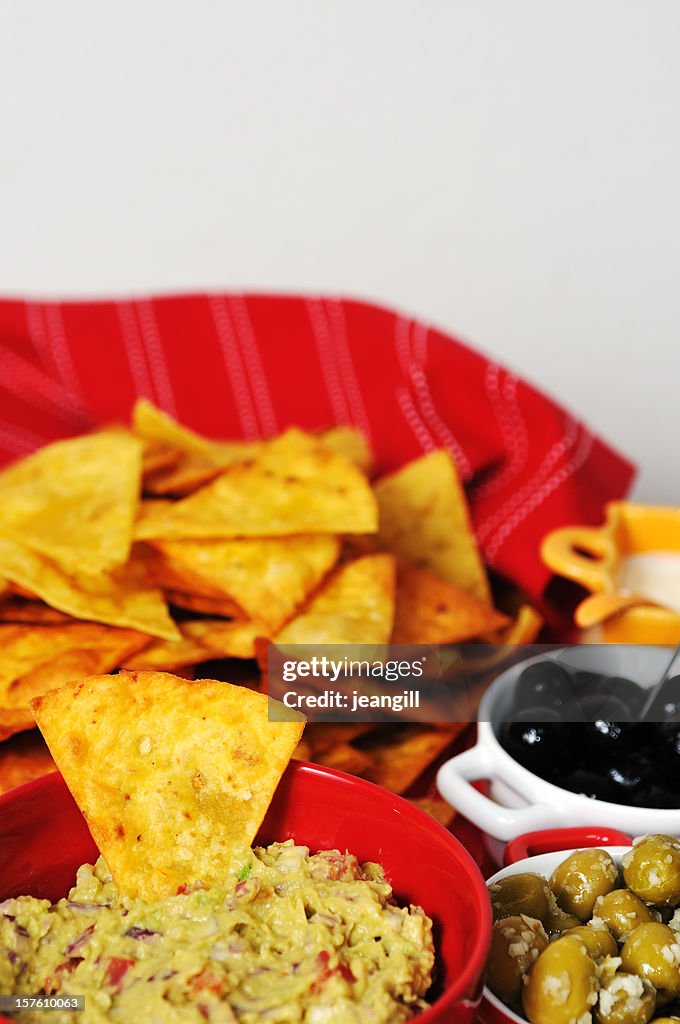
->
[0, 841, 434, 1023]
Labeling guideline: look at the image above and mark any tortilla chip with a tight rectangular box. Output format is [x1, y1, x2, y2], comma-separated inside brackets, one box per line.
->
[0, 596, 74, 624]
[133, 399, 260, 463]
[0, 708, 36, 742]
[374, 451, 490, 602]
[0, 622, 147, 708]
[293, 736, 313, 762]
[143, 455, 224, 497]
[0, 731, 55, 795]
[0, 433, 142, 575]
[305, 722, 376, 751]
[501, 604, 544, 644]
[276, 554, 396, 645]
[312, 743, 372, 776]
[124, 619, 267, 670]
[31, 670, 305, 901]
[142, 441, 182, 477]
[146, 535, 340, 633]
[408, 796, 456, 828]
[164, 590, 244, 619]
[0, 537, 179, 640]
[357, 725, 458, 794]
[135, 429, 378, 541]
[318, 426, 373, 474]
[392, 561, 509, 644]
[133, 399, 223, 457]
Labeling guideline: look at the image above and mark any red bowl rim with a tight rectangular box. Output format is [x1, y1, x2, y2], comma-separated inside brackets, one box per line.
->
[0, 761, 491, 1020]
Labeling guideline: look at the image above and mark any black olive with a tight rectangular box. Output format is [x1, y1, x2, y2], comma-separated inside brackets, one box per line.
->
[579, 715, 636, 760]
[632, 784, 680, 809]
[609, 678, 647, 716]
[499, 706, 569, 780]
[560, 768, 620, 803]
[605, 749, 654, 799]
[642, 674, 680, 722]
[514, 661, 575, 714]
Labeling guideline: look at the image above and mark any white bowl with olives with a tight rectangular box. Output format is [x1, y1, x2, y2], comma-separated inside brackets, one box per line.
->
[481, 834, 680, 1024]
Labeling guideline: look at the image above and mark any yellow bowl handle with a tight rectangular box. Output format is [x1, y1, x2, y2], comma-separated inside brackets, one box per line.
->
[541, 525, 615, 593]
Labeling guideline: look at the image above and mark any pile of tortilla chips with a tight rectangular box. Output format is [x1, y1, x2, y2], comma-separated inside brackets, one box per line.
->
[0, 399, 542, 799]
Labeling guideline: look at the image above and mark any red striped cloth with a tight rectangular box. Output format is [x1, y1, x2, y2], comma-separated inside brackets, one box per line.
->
[0, 293, 634, 604]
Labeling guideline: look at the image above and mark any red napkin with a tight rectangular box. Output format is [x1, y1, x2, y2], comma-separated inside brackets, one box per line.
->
[0, 293, 634, 604]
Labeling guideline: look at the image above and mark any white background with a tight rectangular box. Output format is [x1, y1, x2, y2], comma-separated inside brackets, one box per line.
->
[1, 0, 678, 502]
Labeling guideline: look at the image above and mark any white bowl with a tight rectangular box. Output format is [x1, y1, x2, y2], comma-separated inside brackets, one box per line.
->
[480, 845, 633, 1024]
[437, 646, 680, 841]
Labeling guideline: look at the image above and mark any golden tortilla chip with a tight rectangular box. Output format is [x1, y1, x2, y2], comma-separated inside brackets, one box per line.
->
[124, 619, 267, 670]
[0, 622, 147, 708]
[143, 455, 224, 497]
[312, 743, 372, 776]
[392, 561, 509, 644]
[142, 441, 182, 478]
[318, 426, 373, 474]
[0, 433, 142, 575]
[408, 795, 456, 828]
[0, 708, 36, 742]
[276, 554, 396, 645]
[0, 537, 179, 640]
[164, 589, 244, 619]
[133, 398, 260, 463]
[133, 398, 224, 457]
[0, 730, 55, 795]
[293, 736, 313, 762]
[31, 670, 305, 901]
[358, 725, 458, 794]
[305, 722, 376, 751]
[146, 535, 340, 633]
[374, 451, 490, 602]
[0, 596, 74, 624]
[135, 429, 378, 541]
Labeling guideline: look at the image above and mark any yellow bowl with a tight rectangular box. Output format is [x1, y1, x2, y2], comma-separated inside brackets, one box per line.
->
[541, 502, 680, 644]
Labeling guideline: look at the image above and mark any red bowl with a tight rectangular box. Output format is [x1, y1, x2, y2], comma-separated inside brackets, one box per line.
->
[0, 759, 491, 1023]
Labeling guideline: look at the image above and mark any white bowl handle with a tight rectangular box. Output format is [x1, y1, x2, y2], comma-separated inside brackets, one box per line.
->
[436, 744, 558, 841]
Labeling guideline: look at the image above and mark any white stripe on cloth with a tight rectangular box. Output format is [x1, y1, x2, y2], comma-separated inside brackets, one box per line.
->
[0, 348, 90, 428]
[116, 301, 155, 400]
[24, 302, 54, 370]
[472, 365, 529, 500]
[135, 299, 178, 417]
[209, 295, 260, 439]
[396, 386, 436, 453]
[409, 320, 472, 479]
[484, 427, 595, 563]
[306, 298, 351, 424]
[43, 304, 93, 417]
[477, 414, 580, 546]
[395, 314, 438, 453]
[0, 417, 51, 457]
[227, 295, 278, 437]
[324, 298, 373, 442]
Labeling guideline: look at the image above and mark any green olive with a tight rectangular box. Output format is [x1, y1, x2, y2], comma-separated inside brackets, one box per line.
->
[523, 936, 599, 1024]
[620, 922, 680, 1000]
[623, 837, 680, 908]
[486, 914, 549, 1008]
[550, 848, 619, 921]
[544, 892, 581, 935]
[594, 972, 656, 1024]
[594, 889, 656, 942]
[564, 924, 618, 959]
[488, 873, 552, 925]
